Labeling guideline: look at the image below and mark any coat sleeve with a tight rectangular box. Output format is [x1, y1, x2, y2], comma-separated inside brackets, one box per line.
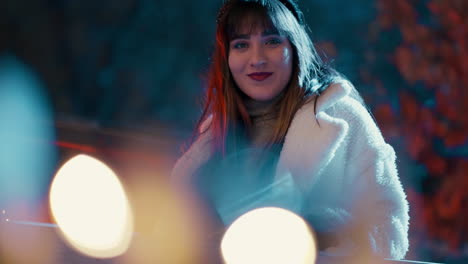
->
[347, 143, 409, 259]
[337, 98, 409, 260]
[170, 129, 213, 186]
[170, 116, 214, 185]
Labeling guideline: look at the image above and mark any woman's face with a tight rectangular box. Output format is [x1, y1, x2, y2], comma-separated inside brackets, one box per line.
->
[228, 27, 293, 102]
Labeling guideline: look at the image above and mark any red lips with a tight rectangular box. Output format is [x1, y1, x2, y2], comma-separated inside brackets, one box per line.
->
[248, 72, 273, 81]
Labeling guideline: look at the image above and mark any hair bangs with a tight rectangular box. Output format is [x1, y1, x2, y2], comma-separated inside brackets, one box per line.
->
[224, 1, 300, 43]
[226, 2, 276, 41]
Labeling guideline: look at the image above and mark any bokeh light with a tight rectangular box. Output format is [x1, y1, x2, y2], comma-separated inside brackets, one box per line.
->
[49, 154, 133, 258]
[221, 207, 317, 264]
[0, 55, 56, 206]
[121, 176, 209, 264]
[0, 55, 57, 264]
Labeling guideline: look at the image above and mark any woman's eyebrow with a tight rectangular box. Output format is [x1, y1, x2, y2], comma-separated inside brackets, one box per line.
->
[231, 33, 250, 40]
[262, 28, 280, 36]
[231, 29, 280, 41]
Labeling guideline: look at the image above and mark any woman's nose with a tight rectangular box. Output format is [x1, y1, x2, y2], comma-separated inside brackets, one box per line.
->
[250, 45, 267, 68]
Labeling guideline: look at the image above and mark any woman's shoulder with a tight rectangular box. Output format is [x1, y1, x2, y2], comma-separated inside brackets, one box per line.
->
[331, 93, 391, 161]
[299, 79, 387, 146]
[300, 78, 353, 114]
[309, 79, 380, 133]
[334, 96, 384, 141]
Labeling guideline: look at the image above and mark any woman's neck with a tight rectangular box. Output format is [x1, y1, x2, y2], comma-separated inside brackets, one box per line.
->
[243, 95, 282, 119]
[242, 95, 282, 148]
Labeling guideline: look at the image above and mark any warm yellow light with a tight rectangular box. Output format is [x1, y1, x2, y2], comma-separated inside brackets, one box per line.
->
[49, 154, 133, 258]
[221, 207, 316, 264]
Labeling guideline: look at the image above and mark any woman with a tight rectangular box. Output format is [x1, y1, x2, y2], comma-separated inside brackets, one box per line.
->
[171, 0, 409, 260]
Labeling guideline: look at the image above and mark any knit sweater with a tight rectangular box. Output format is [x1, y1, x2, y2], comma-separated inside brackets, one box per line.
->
[244, 95, 280, 147]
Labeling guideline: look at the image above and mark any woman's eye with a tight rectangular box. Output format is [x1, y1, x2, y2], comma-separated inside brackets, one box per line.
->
[232, 42, 248, 49]
[266, 38, 282, 46]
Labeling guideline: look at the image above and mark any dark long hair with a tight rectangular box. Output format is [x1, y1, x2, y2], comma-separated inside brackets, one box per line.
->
[197, 0, 342, 156]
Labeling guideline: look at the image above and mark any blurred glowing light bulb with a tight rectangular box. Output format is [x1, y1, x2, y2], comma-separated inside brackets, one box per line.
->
[221, 207, 316, 264]
[49, 154, 133, 258]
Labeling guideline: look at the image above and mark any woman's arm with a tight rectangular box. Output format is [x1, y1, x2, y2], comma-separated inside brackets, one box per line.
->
[338, 98, 410, 259]
[347, 143, 410, 259]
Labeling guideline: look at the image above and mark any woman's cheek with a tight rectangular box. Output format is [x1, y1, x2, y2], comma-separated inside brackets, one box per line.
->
[228, 54, 244, 74]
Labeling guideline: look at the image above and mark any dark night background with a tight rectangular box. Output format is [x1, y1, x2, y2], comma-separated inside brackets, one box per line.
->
[0, 0, 466, 263]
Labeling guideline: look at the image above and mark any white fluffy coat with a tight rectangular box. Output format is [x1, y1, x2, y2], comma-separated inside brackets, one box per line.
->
[171, 79, 410, 259]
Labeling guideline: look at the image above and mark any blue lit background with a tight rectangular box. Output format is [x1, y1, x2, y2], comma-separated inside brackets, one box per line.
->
[0, 0, 466, 263]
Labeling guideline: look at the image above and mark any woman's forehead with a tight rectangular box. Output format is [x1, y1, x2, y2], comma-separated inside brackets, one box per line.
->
[229, 18, 279, 40]
[227, 7, 276, 35]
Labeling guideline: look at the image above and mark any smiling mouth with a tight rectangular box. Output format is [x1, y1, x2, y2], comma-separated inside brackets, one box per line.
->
[248, 72, 273, 81]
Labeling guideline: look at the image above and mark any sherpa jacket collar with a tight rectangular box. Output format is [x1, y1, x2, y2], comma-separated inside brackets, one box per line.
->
[275, 80, 351, 188]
